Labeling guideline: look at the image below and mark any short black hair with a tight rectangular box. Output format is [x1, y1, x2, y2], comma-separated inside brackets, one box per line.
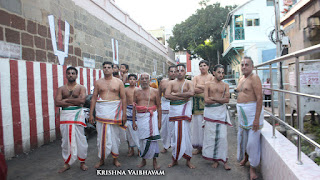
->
[168, 65, 176, 71]
[103, 61, 113, 66]
[112, 64, 119, 69]
[66, 66, 78, 75]
[121, 63, 129, 71]
[213, 64, 224, 72]
[176, 64, 186, 69]
[128, 74, 137, 80]
[199, 60, 209, 66]
[243, 56, 254, 65]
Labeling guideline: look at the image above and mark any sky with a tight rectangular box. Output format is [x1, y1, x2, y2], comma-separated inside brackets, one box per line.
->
[115, 0, 249, 30]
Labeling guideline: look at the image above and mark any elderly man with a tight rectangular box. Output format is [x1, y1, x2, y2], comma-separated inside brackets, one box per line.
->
[236, 56, 264, 180]
[132, 73, 161, 169]
[159, 65, 177, 153]
[165, 64, 195, 169]
[191, 60, 214, 155]
[55, 66, 88, 173]
[89, 61, 127, 168]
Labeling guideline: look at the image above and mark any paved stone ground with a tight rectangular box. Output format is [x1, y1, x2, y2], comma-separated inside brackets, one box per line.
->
[7, 111, 262, 180]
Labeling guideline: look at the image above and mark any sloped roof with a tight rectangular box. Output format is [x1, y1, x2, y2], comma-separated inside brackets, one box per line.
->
[222, 0, 254, 30]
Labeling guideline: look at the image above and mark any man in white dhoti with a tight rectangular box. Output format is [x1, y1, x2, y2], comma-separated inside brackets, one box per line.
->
[236, 56, 264, 180]
[159, 65, 176, 153]
[192, 60, 214, 155]
[132, 73, 161, 169]
[125, 74, 140, 156]
[55, 66, 88, 173]
[165, 64, 196, 169]
[202, 64, 232, 170]
[89, 61, 127, 168]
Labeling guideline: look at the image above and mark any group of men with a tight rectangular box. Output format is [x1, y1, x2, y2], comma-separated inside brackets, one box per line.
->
[55, 56, 264, 180]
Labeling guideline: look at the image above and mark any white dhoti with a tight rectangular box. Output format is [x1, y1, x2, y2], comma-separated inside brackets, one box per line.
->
[236, 102, 264, 167]
[95, 100, 126, 160]
[135, 105, 160, 159]
[126, 105, 140, 148]
[169, 100, 193, 161]
[160, 97, 173, 149]
[191, 94, 205, 149]
[202, 104, 232, 163]
[191, 115, 204, 148]
[60, 106, 88, 165]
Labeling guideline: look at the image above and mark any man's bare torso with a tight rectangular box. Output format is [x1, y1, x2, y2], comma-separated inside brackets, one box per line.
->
[159, 78, 169, 96]
[237, 74, 257, 103]
[170, 79, 192, 93]
[194, 74, 214, 94]
[96, 77, 122, 101]
[207, 81, 228, 103]
[60, 85, 83, 100]
[125, 87, 137, 105]
[135, 87, 158, 107]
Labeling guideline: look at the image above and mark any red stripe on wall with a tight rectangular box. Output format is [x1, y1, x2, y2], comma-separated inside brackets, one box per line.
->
[186, 52, 191, 72]
[10, 60, 23, 154]
[63, 66, 67, 85]
[26, 61, 37, 149]
[86, 69, 90, 94]
[52, 65, 60, 138]
[0, 74, 4, 153]
[80, 68, 83, 86]
[93, 69, 96, 85]
[40, 63, 50, 144]
[99, 70, 101, 79]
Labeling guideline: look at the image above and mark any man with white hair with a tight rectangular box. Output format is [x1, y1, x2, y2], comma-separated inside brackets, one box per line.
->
[132, 73, 161, 169]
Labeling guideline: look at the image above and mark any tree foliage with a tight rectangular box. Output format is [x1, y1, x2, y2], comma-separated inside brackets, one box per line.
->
[168, 2, 236, 67]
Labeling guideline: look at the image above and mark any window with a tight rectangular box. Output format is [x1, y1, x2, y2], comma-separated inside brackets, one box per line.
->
[246, 18, 260, 26]
[234, 15, 244, 40]
[266, 0, 274, 6]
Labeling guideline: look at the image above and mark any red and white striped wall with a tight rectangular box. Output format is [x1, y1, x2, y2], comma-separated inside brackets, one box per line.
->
[0, 58, 103, 159]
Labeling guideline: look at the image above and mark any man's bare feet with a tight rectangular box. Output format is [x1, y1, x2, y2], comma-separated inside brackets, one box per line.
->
[192, 148, 202, 155]
[212, 161, 219, 168]
[80, 162, 88, 171]
[160, 148, 167, 153]
[168, 160, 178, 168]
[58, 163, 70, 173]
[94, 159, 104, 168]
[224, 163, 231, 170]
[186, 160, 196, 169]
[250, 166, 258, 180]
[137, 159, 146, 168]
[137, 150, 140, 156]
[153, 158, 160, 170]
[127, 148, 134, 157]
[240, 157, 248, 166]
[113, 158, 121, 167]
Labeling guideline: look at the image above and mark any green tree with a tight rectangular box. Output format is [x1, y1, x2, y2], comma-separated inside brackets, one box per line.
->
[168, 2, 235, 67]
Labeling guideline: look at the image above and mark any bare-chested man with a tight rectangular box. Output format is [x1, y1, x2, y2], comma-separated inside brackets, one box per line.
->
[89, 61, 127, 168]
[165, 64, 196, 169]
[55, 66, 88, 173]
[112, 64, 121, 79]
[132, 73, 161, 169]
[236, 56, 264, 180]
[191, 60, 214, 155]
[125, 74, 140, 157]
[159, 65, 177, 153]
[202, 64, 232, 170]
[120, 63, 129, 86]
